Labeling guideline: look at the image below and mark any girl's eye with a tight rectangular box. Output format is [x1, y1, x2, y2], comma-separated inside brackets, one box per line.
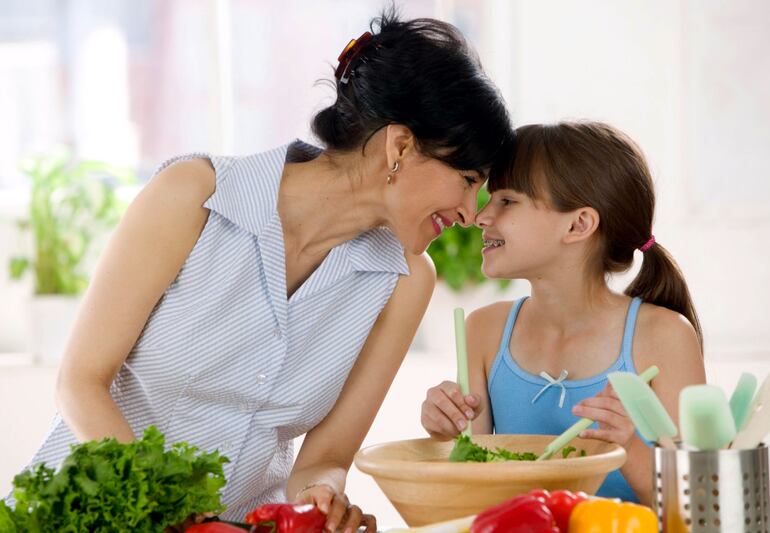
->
[500, 198, 515, 206]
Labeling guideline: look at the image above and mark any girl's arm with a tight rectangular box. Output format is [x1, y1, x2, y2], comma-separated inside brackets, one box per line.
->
[575, 305, 705, 505]
[56, 160, 215, 443]
[287, 251, 435, 533]
[419, 302, 511, 438]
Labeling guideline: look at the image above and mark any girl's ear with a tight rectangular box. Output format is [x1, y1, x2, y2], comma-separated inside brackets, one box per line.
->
[563, 207, 600, 244]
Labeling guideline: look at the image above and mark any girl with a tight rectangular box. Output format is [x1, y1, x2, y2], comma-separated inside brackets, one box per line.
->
[420, 122, 706, 505]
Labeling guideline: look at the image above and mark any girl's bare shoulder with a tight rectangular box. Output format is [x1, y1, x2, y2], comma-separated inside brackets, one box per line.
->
[633, 302, 703, 376]
[466, 301, 516, 358]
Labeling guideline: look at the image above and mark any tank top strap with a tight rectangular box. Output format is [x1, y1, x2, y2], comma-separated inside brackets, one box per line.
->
[497, 297, 528, 354]
[620, 297, 643, 369]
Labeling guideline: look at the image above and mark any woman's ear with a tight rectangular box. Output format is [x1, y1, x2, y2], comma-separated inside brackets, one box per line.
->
[384, 124, 415, 167]
[563, 207, 600, 244]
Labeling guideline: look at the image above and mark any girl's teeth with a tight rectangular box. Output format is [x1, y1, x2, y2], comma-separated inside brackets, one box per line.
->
[483, 239, 505, 247]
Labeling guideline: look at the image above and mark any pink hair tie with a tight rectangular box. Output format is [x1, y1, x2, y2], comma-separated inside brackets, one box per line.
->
[639, 235, 656, 253]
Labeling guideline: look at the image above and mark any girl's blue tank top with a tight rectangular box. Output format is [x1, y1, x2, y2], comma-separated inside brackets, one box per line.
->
[488, 296, 644, 502]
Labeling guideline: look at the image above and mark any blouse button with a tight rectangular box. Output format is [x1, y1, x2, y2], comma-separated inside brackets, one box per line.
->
[256, 373, 267, 384]
[273, 328, 282, 338]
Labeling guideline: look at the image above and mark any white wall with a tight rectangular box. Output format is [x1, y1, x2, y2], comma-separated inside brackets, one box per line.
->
[502, 0, 770, 361]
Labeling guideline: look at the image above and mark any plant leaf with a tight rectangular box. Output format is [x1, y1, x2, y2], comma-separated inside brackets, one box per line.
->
[9, 257, 30, 280]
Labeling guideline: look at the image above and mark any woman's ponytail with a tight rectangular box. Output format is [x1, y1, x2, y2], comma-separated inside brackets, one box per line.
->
[625, 243, 703, 351]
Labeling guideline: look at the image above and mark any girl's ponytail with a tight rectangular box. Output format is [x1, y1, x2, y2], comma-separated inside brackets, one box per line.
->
[625, 242, 703, 351]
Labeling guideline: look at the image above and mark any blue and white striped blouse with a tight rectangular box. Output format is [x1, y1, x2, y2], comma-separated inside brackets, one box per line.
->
[15, 140, 409, 520]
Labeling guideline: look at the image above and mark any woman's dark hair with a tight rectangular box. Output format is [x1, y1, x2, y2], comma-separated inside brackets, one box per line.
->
[489, 122, 703, 350]
[312, 8, 512, 174]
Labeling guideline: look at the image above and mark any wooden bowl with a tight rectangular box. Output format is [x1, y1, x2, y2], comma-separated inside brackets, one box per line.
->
[354, 434, 626, 527]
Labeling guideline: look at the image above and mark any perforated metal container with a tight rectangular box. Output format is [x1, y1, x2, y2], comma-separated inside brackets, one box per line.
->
[654, 444, 770, 532]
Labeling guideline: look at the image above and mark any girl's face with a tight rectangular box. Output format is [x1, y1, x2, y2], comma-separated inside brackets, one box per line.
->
[387, 152, 484, 254]
[475, 188, 572, 279]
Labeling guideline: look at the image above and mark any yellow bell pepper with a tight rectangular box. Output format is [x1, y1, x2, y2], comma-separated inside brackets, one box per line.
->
[569, 498, 658, 533]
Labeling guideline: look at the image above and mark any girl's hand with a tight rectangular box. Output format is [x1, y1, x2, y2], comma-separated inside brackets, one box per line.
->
[294, 484, 376, 533]
[572, 383, 637, 448]
[421, 381, 483, 440]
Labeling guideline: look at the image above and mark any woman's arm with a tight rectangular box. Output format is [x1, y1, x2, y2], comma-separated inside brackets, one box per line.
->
[287, 251, 435, 532]
[55, 159, 215, 443]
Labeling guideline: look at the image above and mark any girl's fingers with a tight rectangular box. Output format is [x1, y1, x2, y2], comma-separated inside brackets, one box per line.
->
[427, 389, 470, 431]
[439, 381, 476, 419]
[572, 404, 629, 430]
[580, 428, 619, 443]
[465, 393, 480, 407]
[576, 396, 628, 418]
[422, 402, 462, 437]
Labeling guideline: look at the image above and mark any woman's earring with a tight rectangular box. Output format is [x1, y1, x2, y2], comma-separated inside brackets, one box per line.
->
[387, 161, 400, 185]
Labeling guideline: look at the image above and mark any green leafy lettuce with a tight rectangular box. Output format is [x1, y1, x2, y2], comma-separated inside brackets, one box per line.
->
[0, 426, 228, 532]
[448, 435, 538, 462]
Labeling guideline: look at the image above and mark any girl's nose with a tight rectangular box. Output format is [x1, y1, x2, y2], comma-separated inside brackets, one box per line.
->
[475, 202, 492, 228]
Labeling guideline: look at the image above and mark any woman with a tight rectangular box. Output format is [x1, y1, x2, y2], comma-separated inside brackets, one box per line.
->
[19, 10, 511, 532]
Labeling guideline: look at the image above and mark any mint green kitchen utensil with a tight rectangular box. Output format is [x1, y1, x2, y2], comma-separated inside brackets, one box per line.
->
[454, 307, 471, 437]
[679, 384, 736, 450]
[536, 365, 659, 461]
[729, 372, 757, 432]
[608, 370, 677, 449]
[731, 373, 770, 449]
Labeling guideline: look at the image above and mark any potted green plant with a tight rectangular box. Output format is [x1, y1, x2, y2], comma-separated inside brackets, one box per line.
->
[420, 188, 513, 354]
[9, 150, 134, 363]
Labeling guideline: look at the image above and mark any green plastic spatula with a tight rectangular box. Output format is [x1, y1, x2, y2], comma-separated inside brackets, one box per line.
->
[608, 371, 678, 449]
[454, 308, 471, 437]
[679, 384, 736, 451]
[536, 365, 659, 461]
[731, 373, 770, 449]
[729, 372, 757, 432]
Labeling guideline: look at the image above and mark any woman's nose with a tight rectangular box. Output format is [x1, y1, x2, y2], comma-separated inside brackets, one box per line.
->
[455, 190, 479, 228]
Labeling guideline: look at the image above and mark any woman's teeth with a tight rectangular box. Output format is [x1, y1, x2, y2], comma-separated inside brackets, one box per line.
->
[431, 213, 447, 231]
[483, 239, 505, 248]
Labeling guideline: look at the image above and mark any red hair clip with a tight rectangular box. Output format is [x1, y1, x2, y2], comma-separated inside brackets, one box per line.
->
[335, 31, 373, 84]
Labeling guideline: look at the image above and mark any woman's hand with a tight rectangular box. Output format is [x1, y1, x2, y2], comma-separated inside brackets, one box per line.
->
[294, 484, 376, 533]
[572, 383, 637, 448]
[421, 381, 483, 440]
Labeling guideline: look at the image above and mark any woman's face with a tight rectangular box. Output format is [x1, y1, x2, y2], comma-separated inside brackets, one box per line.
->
[475, 188, 569, 279]
[386, 151, 484, 254]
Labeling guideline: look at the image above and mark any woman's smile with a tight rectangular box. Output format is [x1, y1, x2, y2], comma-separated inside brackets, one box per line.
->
[430, 212, 453, 236]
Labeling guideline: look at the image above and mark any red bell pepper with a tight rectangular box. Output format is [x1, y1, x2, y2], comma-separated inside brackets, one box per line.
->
[470, 494, 560, 533]
[185, 523, 250, 533]
[528, 489, 589, 532]
[244, 503, 326, 533]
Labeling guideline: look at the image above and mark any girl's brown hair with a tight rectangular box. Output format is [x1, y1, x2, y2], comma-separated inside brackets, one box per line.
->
[489, 122, 703, 349]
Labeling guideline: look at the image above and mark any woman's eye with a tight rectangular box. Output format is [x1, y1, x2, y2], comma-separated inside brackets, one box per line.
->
[464, 175, 477, 186]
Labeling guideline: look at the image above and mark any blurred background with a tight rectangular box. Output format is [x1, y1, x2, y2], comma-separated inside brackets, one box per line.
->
[1, 0, 769, 526]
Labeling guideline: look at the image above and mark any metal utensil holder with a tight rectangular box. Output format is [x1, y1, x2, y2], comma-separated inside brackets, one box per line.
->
[654, 444, 770, 532]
